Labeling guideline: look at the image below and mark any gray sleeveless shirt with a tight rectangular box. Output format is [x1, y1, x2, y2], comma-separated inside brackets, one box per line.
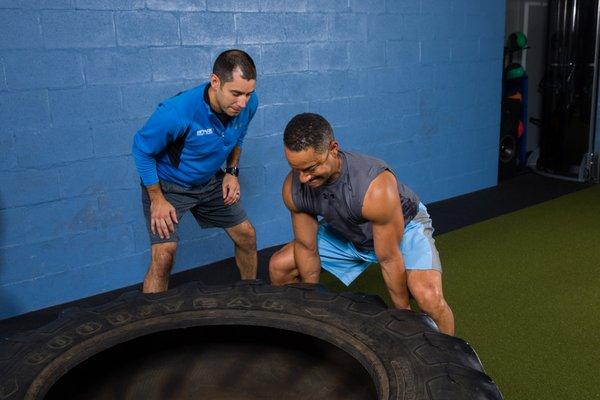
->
[291, 151, 420, 251]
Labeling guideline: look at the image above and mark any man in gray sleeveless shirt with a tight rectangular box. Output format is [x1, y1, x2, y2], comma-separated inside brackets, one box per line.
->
[269, 113, 455, 335]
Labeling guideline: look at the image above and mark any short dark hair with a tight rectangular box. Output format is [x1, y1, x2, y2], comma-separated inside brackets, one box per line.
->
[284, 113, 334, 153]
[212, 49, 256, 82]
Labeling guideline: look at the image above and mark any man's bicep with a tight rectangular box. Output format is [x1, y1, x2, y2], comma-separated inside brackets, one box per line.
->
[362, 171, 405, 260]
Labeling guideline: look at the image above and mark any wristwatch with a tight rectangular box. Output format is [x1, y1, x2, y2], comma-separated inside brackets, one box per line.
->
[225, 166, 239, 177]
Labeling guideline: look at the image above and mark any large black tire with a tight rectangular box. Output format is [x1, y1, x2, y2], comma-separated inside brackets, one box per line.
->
[0, 281, 503, 399]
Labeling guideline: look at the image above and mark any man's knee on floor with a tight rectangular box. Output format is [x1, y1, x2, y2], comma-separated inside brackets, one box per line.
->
[268, 253, 286, 281]
[269, 250, 299, 284]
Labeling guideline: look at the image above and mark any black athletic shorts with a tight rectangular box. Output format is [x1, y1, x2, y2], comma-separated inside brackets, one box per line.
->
[141, 173, 248, 245]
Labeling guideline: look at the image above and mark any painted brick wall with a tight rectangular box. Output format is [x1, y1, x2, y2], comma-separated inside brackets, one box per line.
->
[0, 0, 505, 319]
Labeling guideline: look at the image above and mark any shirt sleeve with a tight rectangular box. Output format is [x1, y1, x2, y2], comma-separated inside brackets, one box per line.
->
[131, 103, 182, 186]
[235, 92, 259, 147]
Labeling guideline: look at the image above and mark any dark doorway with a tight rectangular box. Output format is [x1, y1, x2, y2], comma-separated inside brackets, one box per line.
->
[503, 0, 600, 183]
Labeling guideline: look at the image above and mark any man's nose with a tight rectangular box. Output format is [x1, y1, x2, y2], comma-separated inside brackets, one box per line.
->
[299, 172, 312, 183]
[237, 95, 248, 108]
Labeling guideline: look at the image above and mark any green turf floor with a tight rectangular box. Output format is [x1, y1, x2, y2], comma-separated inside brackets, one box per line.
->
[320, 184, 600, 399]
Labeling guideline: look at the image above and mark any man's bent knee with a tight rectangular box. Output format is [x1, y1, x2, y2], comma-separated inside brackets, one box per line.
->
[151, 242, 177, 270]
[144, 243, 177, 293]
[268, 244, 296, 285]
[241, 225, 257, 250]
[229, 220, 257, 250]
[411, 283, 446, 313]
[268, 252, 287, 284]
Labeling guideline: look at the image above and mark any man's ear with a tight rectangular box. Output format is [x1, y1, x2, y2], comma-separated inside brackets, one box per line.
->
[210, 73, 220, 90]
[329, 140, 339, 156]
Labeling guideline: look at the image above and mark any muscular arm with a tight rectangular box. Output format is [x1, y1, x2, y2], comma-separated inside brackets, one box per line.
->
[362, 171, 410, 309]
[282, 173, 321, 283]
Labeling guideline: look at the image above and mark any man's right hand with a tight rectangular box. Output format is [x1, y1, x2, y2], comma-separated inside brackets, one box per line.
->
[150, 198, 178, 239]
[146, 184, 179, 239]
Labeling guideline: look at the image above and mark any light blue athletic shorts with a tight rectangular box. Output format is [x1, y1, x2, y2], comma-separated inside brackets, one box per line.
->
[317, 203, 442, 286]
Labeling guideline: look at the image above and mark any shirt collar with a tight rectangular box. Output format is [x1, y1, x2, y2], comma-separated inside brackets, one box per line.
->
[202, 82, 232, 126]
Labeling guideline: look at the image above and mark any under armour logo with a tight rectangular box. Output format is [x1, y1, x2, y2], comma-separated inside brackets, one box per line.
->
[322, 193, 335, 200]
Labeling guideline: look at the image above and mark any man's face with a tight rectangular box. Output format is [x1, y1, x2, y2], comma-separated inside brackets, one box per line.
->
[285, 142, 339, 188]
[211, 69, 256, 117]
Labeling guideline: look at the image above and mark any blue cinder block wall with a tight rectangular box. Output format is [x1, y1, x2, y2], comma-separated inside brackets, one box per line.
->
[0, 0, 505, 319]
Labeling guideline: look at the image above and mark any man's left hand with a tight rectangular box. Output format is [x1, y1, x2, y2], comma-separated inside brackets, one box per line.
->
[222, 173, 241, 205]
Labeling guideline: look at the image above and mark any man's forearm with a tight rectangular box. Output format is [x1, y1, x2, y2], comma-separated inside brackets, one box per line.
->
[293, 241, 321, 283]
[227, 146, 242, 167]
[145, 183, 166, 203]
[380, 258, 410, 309]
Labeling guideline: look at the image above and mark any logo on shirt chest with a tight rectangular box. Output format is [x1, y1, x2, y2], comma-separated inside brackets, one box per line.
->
[196, 128, 214, 136]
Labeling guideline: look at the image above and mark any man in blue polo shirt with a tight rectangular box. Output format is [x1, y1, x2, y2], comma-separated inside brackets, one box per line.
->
[132, 49, 258, 293]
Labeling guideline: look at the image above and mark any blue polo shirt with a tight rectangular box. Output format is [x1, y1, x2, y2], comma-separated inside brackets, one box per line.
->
[132, 83, 258, 188]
